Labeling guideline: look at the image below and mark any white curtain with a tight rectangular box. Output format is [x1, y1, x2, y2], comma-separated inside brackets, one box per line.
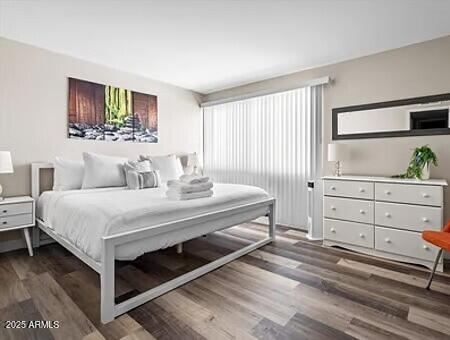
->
[203, 86, 322, 228]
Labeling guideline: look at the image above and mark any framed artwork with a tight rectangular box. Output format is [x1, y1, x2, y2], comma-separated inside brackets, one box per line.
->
[68, 77, 158, 143]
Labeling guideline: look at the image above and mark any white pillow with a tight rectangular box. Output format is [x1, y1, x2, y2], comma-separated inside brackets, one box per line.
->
[53, 157, 84, 191]
[82, 152, 128, 189]
[140, 154, 184, 182]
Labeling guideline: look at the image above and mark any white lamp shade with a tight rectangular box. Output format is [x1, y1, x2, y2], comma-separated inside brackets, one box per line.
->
[328, 144, 349, 162]
[0, 151, 13, 174]
[187, 152, 199, 167]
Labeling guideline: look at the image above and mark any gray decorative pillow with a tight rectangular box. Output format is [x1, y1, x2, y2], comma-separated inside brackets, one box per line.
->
[124, 161, 161, 190]
[127, 160, 153, 172]
[125, 170, 140, 190]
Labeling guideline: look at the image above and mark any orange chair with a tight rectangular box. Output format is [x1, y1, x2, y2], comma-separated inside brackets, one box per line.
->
[422, 220, 450, 289]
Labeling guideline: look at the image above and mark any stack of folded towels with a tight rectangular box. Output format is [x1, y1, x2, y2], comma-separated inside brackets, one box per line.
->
[166, 174, 213, 200]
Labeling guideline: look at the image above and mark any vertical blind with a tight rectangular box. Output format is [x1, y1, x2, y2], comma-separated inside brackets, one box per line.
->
[203, 86, 322, 228]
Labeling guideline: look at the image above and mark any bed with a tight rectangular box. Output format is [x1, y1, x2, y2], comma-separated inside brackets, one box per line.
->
[31, 163, 276, 323]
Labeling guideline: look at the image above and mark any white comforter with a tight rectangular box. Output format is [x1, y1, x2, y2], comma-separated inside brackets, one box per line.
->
[37, 183, 270, 261]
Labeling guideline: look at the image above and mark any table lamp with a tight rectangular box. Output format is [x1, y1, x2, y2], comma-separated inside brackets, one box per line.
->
[0, 151, 14, 201]
[187, 152, 200, 175]
[328, 144, 349, 176]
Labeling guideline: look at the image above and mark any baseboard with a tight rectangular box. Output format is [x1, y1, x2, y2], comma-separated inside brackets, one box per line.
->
[0, 238, 28, 254]
[0, 234, 55, 254]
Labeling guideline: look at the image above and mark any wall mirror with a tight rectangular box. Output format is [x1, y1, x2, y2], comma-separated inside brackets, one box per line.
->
[332, 93, 450, 140]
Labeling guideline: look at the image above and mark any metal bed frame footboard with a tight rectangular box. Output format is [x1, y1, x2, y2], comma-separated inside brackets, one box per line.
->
[100, 198, 275, 323]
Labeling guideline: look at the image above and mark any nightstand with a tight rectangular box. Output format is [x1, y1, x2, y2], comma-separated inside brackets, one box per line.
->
[0, 196, 35, 256]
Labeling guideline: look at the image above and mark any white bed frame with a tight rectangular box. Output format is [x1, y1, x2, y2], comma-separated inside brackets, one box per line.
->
[31, 162, 276, 323]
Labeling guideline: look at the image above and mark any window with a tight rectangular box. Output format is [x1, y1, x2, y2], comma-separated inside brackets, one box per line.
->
[203, 86, 322, 228]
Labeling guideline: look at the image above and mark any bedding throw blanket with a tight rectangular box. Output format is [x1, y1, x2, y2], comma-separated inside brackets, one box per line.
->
[167, 175, 213, 200]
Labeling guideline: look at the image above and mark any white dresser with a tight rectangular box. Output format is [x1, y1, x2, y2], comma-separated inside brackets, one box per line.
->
[322, 175, 447, 272]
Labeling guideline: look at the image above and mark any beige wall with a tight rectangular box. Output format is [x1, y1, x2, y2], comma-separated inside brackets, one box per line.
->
[204, 35, 450, 221]
[0, 38, 202, 243]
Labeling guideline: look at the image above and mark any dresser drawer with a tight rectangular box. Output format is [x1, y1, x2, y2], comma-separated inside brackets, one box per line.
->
[375, 202, 441, 232]
[375, 183, 442, 206]
[375, 227, 440, 262]
[0, 202, 33, 217]
[0, 214, 33, 230]
[324, 196, 374, 224]
[324, 219, 374, 248]
[324, 180, 374, 200]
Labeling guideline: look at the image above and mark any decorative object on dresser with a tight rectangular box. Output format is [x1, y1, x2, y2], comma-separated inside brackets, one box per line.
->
[0, 151, 14, 201]
[327, 143, 349, 176]
[323, 175, 447, 272]
[394, 145, 438, 180]
[0, 196, 35, 256]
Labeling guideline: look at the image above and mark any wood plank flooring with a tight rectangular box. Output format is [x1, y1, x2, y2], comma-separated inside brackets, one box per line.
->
[1, 223, 450, 340]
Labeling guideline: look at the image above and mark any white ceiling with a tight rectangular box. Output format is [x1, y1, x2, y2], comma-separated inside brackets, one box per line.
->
[1, 0, 450, 94]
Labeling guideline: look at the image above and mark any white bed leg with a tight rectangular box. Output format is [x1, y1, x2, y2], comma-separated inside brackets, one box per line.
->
[268, 202, 276, 240]
[176, 243, 183, 254]
[101, 240, 115, 324]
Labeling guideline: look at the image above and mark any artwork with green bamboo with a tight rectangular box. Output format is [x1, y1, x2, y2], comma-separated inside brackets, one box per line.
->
[68, 77, 158, 143]
[105, 86, 133, 127]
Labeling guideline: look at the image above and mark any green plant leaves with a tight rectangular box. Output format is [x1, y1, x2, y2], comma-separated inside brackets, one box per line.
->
[393, 145, 438, 180]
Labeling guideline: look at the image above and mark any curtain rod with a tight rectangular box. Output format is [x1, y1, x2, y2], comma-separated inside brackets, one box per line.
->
[200, 76, 330, 108]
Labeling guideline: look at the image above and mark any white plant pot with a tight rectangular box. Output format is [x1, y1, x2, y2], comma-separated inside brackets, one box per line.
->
[422, 162, 431, 180]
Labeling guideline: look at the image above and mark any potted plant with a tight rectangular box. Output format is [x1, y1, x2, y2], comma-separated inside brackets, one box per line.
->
[395, 145, 438, 180]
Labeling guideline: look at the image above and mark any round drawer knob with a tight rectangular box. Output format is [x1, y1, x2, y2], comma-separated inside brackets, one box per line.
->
[385, 212, 391, 218]
[385, 238, 391, 243]
[2, 210, 7, 213]
[330, 228, 336, 233]
[385, 190, 391, 195]
[330, 186, 336, 190]
[422, 217, 429, 223]
[331, 206, 336, 211]
[359, 209, 365, 214]
[422, 193, 429, 198]
[359, 233, 365, 238]
[423, 245, 430, 250]
[2, 221, 7, 225]
[359, 188, 365, 193]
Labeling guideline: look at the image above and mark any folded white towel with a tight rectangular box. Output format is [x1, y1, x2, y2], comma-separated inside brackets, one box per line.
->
[167, 180, 213, 194]
[179, 174, 210, 185]
[166, 189, 213, 200]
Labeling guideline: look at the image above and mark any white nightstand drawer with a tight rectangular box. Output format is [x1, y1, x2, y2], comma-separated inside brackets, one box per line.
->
[324, 180, 374, 200]
[0, 202, 33, 217]
[0, 214, 33, 230]
[375, 183, 442, 206]
[324, 196, 374, 224]
[375, 201, 442, 232]
[324, 219, 374, 248]
[375, 227, 440, 262]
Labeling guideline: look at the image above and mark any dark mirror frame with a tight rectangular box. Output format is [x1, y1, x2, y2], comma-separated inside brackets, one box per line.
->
[332, 92, 450, 140]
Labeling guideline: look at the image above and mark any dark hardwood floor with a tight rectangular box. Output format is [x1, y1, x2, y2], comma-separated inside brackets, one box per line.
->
[1, 223, 450, 340]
